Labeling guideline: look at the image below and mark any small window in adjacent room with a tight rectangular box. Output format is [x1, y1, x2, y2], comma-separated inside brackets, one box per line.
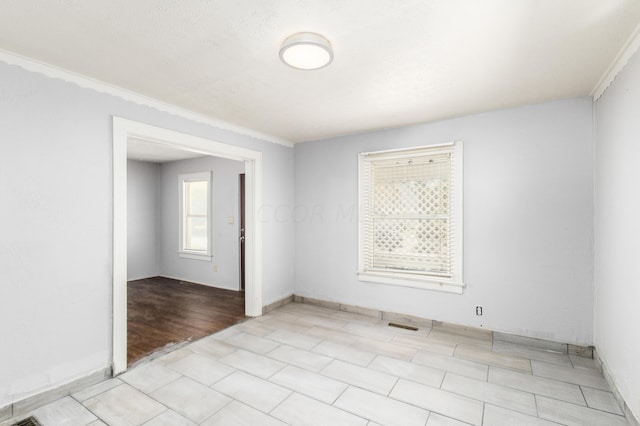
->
[178, 171, 212, 260]
[358, 142, 464, 293]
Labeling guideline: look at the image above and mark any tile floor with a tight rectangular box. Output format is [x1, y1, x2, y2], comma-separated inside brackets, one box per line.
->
[1, 302, 630, 426]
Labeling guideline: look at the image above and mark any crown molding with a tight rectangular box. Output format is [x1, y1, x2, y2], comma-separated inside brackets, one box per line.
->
[592, 21, 640, 101]
[0, 48, 294, 148]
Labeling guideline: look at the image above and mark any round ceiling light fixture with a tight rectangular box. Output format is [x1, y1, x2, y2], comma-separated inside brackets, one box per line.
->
[279, 32, 333, 70]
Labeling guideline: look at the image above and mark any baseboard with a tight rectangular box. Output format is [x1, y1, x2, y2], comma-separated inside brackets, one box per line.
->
[293, 295, 340, 311]
[126, 274, 158, 281]
[493, 331, 568, 353]
[156, 275, 240, 292]
[0, 405, 10, 423]
[594, 349, 640, 426]
[0, 367, 111, 422]
[263, 294, 294, 314]
[293, 295, 593, 357]
[492, 332, 594, 358]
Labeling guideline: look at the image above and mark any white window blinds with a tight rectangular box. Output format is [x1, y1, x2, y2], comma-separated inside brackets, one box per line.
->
[359, 142, 464, 293]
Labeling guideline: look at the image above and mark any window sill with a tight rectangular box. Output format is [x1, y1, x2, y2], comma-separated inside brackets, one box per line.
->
[357, 271, 465, 294]
[178, 251, 213, 261]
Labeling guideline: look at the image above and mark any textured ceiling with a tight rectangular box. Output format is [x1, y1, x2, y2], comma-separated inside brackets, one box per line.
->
[0, 1, 639, 144]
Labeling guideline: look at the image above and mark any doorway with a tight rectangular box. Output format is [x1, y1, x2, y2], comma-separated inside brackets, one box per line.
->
[113, 117, 263, 375]
[126, 154, 246, 365]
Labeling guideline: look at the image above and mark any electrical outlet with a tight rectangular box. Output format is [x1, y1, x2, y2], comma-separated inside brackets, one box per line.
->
[213, 264, 218, 272]
[475, 306, 483, 316]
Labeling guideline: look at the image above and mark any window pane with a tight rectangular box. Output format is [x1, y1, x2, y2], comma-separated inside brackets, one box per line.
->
[365, 151, 453, 276]
[372, 218, 449, 274]
[186, 181, 208, 216]
[186, 216, 208, 251]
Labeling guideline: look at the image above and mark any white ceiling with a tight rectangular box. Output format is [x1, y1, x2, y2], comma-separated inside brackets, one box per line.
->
[0, 1, 639, 144]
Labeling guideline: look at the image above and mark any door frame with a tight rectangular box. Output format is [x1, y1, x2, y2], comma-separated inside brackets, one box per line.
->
[239, 173, 246, 290]
[112, 117, 263, 375]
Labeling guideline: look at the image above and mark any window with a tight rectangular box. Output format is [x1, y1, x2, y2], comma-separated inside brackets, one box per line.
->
[178, 172, 212, 260]
[358, 142, 464, 293]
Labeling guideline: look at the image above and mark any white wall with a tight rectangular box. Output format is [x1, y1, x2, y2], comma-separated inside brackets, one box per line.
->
[295, 98, 594, 345]
[594, 48, 640, 422]
[127, 160, 160, 280]
[159, 156, 245, 290]
[0, 61, 295, 408]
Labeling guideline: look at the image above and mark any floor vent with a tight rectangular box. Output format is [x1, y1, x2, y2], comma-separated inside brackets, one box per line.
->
[11, 417, 42, 426]
[388, 322, 419, 331]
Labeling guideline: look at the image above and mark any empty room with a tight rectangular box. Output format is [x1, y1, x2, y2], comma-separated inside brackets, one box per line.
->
[0, 1, 639, 426]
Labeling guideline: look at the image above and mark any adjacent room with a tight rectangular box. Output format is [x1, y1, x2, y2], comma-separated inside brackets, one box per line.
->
[0, 1, 639, 425]
[126, 139, 247, 365]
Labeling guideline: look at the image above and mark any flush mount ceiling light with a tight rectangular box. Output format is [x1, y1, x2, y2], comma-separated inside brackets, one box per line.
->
[279, 32, 333, 70]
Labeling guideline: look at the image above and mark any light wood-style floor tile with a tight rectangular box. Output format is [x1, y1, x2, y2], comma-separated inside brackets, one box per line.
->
[334, 386, 430, 426]
[271, 393, 368, 426]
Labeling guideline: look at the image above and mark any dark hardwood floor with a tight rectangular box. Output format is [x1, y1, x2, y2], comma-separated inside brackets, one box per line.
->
[127, 276, 246, 365]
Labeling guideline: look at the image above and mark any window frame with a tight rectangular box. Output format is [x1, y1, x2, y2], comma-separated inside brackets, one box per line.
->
[357, 142, 464, 294]
[178, 171, 213, 261]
